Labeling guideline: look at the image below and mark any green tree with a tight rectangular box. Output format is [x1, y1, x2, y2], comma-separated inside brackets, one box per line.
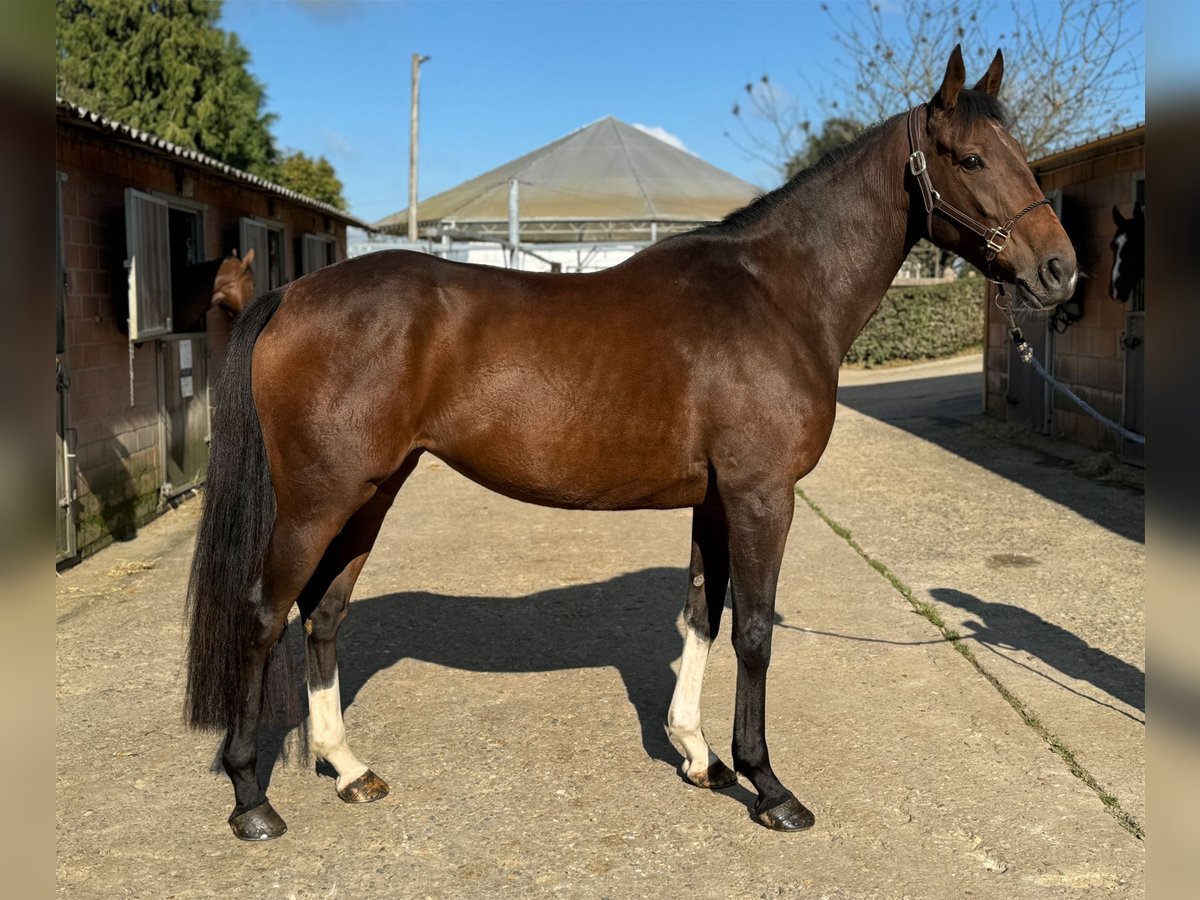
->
[784, 116, 864, 180]
[273, 150, 347, 210]
[56, 0, 278, 176]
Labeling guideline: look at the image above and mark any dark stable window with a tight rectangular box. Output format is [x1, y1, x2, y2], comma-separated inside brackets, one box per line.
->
[240, 217, 287, 296]
[302, 233, 336, 275]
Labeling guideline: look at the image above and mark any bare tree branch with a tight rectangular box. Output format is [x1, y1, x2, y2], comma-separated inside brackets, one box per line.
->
[731, 0, 1143, 178]
[727, 75, 813, 174]
[822, 0, 1142, 159]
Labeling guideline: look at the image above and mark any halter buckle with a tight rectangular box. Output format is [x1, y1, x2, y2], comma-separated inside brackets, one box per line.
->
[985, 227, 1010, 255]
[908, 150, 927, 176]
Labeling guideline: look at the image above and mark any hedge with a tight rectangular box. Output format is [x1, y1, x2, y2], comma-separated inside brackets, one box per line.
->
[845, 277, 985, 367]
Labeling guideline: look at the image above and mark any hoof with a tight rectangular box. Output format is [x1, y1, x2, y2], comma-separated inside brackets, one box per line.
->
[337, 769, 390, 803]
[755, 796, 815, 832]
[685, 759, 739, 790]
[229, 801, 287, 841]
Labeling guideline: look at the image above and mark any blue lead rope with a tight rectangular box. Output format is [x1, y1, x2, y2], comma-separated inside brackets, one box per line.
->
[1009, 326, 1146, 446]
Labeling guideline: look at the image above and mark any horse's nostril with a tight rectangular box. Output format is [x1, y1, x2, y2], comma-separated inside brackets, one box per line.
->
[1040, 255, 1068, 292]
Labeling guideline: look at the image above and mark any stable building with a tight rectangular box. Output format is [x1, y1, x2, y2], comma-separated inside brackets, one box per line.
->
[56, 97, 368, 563]
[366, 116, 761, 272]
[984, 123, 1144, 463]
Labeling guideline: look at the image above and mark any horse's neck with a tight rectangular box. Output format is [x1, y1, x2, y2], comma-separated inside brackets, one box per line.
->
[184, 258, 224, 285]
[737, 115, 918, 363]
[172, 258, 226, 327]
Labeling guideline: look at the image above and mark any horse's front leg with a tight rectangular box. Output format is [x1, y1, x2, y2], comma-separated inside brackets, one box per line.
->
[666, 496, 737, 789]
[725, 485, 815, 831]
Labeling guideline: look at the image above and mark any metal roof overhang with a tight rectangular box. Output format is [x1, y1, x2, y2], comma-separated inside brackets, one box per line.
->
[56, 96, 370, 229]
[1029, 123, 1145, 177]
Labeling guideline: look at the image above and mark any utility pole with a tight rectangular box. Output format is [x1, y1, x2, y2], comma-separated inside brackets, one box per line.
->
[408, 53, 430, 242]
[508, 178, 520, 269]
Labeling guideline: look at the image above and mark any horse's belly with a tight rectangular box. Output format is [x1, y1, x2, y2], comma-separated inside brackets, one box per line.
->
[416, 333, 712, 509]
[427, 429, 709, 511]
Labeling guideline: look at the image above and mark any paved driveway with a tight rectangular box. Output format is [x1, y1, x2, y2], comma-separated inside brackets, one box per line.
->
[807, 354, 1144, 830]
[56, 354, 1143, 898]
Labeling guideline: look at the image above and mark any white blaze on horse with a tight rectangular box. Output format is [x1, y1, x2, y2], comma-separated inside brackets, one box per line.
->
[1109, 203, 1144, 302]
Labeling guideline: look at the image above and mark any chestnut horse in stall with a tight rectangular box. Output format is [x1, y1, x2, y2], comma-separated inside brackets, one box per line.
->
[186, 47, 1077, 840]
[172, 248, 257, 333]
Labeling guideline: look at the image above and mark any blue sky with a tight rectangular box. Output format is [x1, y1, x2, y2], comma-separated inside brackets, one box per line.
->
[218, 0, 1144, 224]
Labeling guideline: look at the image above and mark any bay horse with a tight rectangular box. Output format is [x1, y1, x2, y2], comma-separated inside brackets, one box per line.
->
[1110, 202, 1144, 302]
[186, 45, 1077, 841]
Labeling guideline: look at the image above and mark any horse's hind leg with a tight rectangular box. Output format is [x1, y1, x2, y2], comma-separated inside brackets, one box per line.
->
[223, 510, 349, 840]
[667, 497, 738, 789]
[297, 458, 416, 802]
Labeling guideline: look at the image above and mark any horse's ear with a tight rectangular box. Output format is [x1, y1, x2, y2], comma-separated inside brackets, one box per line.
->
[932, 44, 966, 112]
[241, 247, 255, 269]
[973, 49, 1004, 97]
[1112, 205, 1126, 227]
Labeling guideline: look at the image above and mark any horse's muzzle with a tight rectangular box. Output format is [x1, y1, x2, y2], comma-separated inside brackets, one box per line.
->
[1025, 253, 1078, 307]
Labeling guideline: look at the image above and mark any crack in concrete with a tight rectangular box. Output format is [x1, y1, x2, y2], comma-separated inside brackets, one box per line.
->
[795, 486, 1146, 842]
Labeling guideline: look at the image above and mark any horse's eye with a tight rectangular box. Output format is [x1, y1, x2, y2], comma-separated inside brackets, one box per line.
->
[962, 155, 984, 171]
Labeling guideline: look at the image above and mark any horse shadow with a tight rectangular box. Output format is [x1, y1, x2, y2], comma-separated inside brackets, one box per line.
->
[835, 372, 1144, 545]
[929, 587, 1144, 722]
[256, 566, 757, 811]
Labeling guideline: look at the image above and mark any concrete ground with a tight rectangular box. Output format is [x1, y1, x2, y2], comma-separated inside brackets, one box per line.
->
[808, 355, 1144, 831]
[56, 354, 1144, 898]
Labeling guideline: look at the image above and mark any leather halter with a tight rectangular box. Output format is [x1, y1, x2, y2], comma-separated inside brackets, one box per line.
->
[906, 104, 1050, 275]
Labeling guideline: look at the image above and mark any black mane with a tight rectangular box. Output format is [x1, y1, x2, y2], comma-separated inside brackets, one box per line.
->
[708, 89, 1008, 233]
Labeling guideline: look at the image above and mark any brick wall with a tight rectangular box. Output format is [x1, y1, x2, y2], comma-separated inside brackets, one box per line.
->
[56, 121, 350, 559]
[58, 132, 163, 553]
[985, 140, 1143, 452]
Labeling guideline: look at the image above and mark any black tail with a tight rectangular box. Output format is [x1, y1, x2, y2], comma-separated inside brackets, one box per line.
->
[185, 288, 288, 730]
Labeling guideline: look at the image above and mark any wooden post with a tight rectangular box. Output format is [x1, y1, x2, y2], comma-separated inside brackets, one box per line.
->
[408, 54, 430, 242]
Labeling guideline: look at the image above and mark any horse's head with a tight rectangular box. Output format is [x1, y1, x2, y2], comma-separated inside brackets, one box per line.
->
[1110, 203, 1144, 302]
[915, 45, 1077, 311]
[212, 248, 256, 315]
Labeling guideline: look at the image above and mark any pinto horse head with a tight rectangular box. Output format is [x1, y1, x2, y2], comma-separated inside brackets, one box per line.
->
[1110, 203, 1144, 302]
[914, 46, 1077, 311]
[212, 247, 256, 315]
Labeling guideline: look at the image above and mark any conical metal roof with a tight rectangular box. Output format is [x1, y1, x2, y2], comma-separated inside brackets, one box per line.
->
[375, 116, 761, 242]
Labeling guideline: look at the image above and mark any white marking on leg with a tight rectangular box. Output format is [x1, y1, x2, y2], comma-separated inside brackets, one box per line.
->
[667, 627, 719, 779]
[308, 668, 368, 789]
